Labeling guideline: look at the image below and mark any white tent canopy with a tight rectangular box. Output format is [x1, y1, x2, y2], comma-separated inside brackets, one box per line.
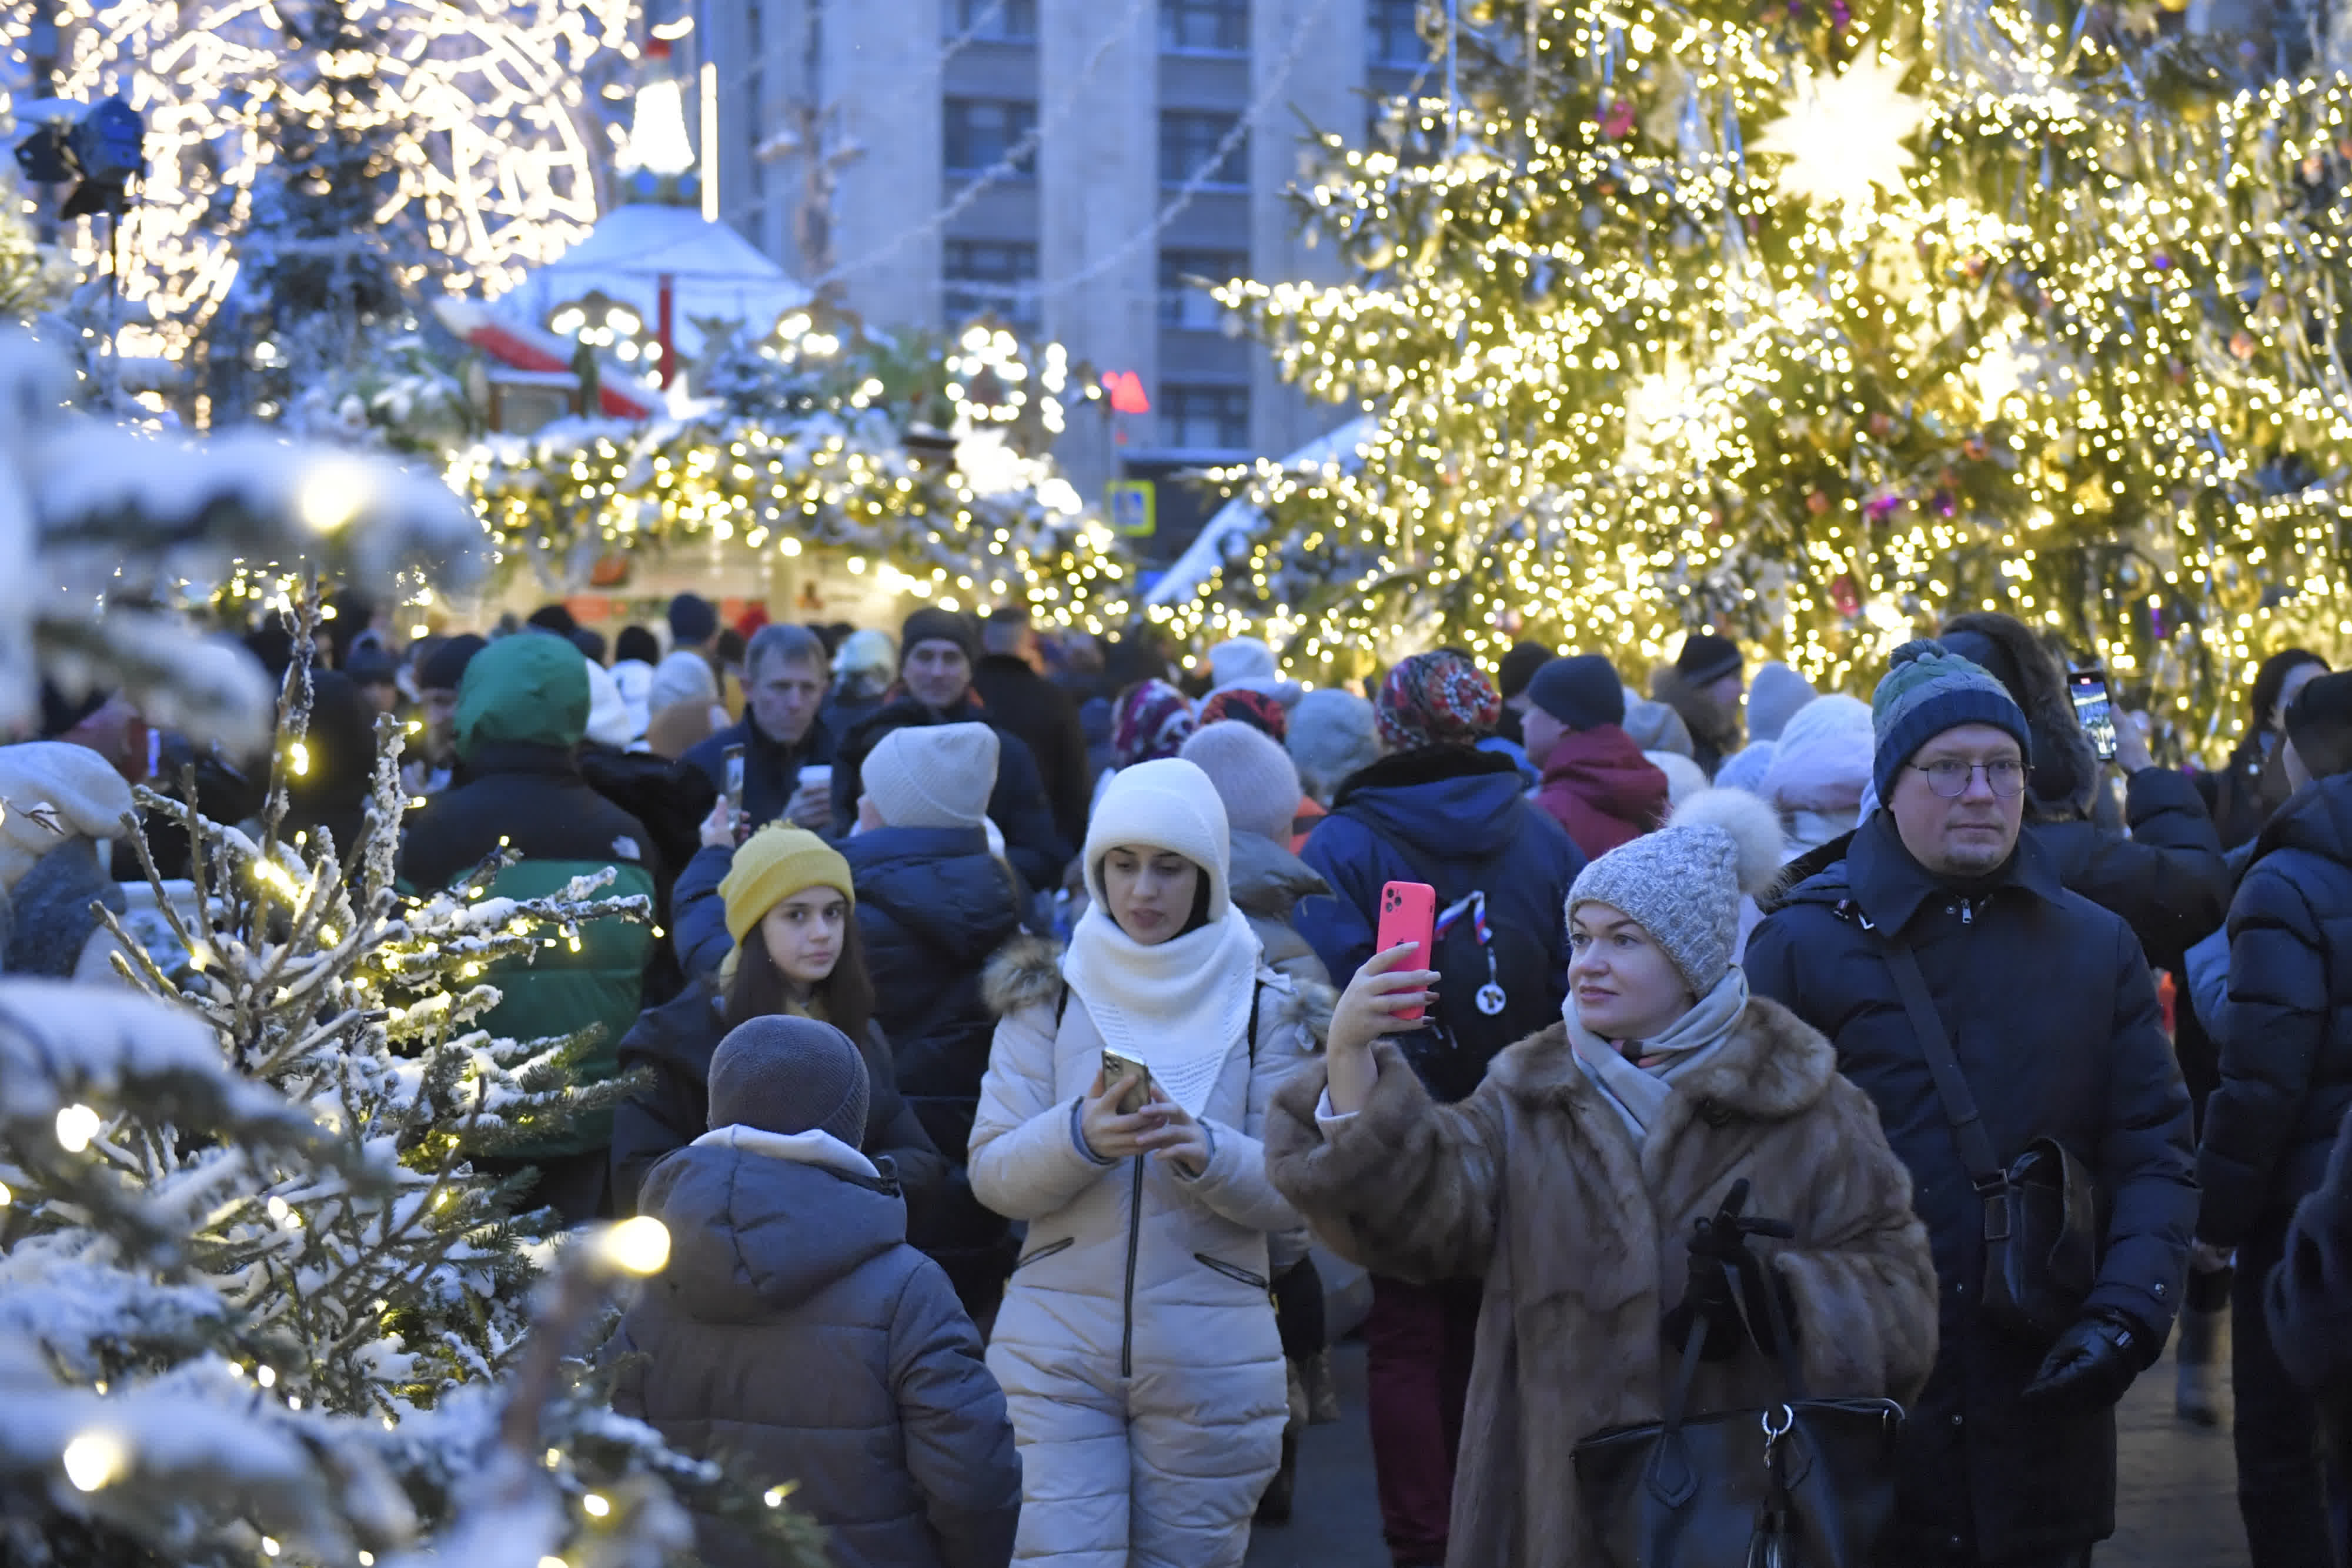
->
[1145, 416, 1374, 607]
[502, 203, 812, 360]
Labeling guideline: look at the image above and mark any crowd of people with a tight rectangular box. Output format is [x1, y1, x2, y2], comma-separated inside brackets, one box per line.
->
[38, 584, 2352, 1568]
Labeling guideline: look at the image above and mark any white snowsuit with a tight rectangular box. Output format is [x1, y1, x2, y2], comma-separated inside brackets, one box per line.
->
[972, 936, 1314, 1568]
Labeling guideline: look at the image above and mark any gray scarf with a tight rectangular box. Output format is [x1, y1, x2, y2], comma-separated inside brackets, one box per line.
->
[1565, 968, 1750, 1145]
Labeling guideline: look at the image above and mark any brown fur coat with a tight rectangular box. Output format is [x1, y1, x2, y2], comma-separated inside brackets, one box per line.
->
[1266, 997, 1938, 1568]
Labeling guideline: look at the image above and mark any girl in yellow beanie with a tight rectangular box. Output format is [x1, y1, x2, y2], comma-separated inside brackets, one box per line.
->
[610, 818, 946, 1215]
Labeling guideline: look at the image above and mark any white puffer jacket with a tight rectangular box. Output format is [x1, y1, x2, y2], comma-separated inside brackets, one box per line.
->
[971, 935, 1318, 1375]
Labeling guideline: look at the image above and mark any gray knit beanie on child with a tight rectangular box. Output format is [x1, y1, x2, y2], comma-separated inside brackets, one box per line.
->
[1566, 789, 1786, 994]
[706, 1015, 870, 1147]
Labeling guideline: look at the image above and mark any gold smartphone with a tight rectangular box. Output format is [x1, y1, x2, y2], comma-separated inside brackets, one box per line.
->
[1101, 1047, 1153, 1116]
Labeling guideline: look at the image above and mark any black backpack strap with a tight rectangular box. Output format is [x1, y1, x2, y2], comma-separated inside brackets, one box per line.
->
[1245, 978, 1262, 1068]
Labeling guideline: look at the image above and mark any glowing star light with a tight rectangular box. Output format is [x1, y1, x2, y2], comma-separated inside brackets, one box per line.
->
[1754, 53, 1929, 212]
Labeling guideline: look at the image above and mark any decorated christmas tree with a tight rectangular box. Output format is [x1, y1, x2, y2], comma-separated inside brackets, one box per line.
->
[1168, 0, 2352, 746]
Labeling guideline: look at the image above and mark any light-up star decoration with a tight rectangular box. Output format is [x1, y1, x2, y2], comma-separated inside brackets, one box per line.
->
[55, 0, 633, 360]
[1754, 52, 1931, 213]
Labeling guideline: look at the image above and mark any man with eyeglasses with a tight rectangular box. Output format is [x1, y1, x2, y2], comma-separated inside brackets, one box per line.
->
[1746, 640, 2194, 1568]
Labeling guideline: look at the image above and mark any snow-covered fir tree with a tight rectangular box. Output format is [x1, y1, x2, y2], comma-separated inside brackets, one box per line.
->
[0, 606, 830, 1567]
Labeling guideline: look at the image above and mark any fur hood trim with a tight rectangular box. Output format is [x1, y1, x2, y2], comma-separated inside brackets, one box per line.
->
[981, 930, 1334, 1045]
[1484, 995, 1835, 1122]
[982, 933, 1065, 1019]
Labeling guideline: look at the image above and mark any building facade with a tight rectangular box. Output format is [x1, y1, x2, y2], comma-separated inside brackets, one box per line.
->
[698, 0, 1436, 543]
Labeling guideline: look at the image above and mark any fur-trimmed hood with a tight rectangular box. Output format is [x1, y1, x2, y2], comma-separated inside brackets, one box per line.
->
[1939, 611, 2099, 818]
[983, 931, 1333, 1045]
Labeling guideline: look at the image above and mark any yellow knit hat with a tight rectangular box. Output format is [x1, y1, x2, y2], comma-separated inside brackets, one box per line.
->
[718, 825, 855, 948]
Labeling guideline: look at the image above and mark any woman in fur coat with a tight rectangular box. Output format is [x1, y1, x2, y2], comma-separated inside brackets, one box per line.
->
[1267, 789, 1939, 1568]
[970, 758, 1318, 1567]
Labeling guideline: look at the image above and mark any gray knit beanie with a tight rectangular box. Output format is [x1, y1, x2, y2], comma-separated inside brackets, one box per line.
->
[1869, 639, 2033, 803]
[1181, 720, 1302, 843]
[1566, 789, 1785, 994]
[706, 1015, 870, 1147]
[1287, 688, 1381, 801]
[863, 721, 998, 829]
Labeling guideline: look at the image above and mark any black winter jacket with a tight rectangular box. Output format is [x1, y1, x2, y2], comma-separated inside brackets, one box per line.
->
[611, 1136, 1020, 1568]
[970, 654, 1094, 852]
[2032, 767, 2230, 971]
[842, 824, 1024, 1272]
[2267, 1102, 2352, 1411]
[607, 979, 948, 1223]
[2197, 774, 2352, 1249]
[682, 711, 840, 834]
[1745, 814, 2196, 1565]
[830, 695, 1070, 893]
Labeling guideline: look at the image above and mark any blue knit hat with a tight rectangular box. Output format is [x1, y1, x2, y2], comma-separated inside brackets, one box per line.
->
[1870, 640, 2033, 803]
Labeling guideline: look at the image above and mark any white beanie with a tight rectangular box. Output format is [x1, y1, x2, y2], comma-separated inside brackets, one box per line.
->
[1180, 720, 1301, 845]
[0, 741, 136, 890]
[1082, 757, 1232, 918]
[649, 649, 719, 715]
[583, 658, 637, 749]
[1762, 694, 1873, 813]
[1206, 636, 1304, 704]
[864, 722, 998, 830]
[1648, 750, 1712, 807]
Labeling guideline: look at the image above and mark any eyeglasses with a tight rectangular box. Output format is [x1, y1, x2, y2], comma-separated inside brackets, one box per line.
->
[1909, 758, 2029, 800]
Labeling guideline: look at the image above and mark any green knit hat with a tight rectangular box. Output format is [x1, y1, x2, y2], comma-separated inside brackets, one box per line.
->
[1870, 640, 2032, 802]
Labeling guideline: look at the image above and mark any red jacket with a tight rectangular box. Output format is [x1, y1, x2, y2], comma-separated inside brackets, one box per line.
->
[1532, 724, 1669, 858]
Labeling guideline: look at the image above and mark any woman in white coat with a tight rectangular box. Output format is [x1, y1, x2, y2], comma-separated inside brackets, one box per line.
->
[971, 757, 1315, 1567]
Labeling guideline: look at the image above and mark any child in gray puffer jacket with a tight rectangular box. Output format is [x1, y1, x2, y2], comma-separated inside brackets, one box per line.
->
[611, 1015, 1021, 1568]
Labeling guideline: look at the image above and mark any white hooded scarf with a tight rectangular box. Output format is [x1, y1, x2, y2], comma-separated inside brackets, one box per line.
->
[1060, 758, 1265, 1119]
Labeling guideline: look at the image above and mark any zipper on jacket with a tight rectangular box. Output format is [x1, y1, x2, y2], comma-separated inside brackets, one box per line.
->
[1121, 1155, 1145, 1378]
[1960, 898, 1974, 925]
[1195, 1252, 1275, 1304]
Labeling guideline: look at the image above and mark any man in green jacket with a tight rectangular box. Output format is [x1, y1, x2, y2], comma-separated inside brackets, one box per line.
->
[400, 632, 657, 1223]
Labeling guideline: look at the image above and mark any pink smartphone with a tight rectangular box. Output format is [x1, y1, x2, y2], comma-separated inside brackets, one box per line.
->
[1375, 880, 1439, 1023]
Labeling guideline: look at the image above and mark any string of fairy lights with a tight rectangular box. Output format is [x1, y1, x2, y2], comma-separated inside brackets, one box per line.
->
[452, 325, 1137, 633]
[1152, 0, 2352, 742]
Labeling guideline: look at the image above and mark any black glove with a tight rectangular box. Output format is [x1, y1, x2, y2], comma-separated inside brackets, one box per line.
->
[1661, 1180, 1799, 1363]
[2021, 1312, 2146, 1409]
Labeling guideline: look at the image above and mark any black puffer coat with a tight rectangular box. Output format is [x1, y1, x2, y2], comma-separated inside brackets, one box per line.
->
[1745, 813, 2196, 1566]
[2032, 767, 2230, 971]
[611, 1136, 1020, 1568]
[607, 980, 947, 1223]
[2197, 773, 2352, 1249]
[841, 823, 1025, 1275]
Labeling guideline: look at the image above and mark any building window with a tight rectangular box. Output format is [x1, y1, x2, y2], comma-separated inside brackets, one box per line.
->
[944, 0, 1038, 42]
[1163, 384, 1251, 450]
[1368, 0, 1425, 66]
[1160, 110, 1247, 189]
[1161, 0, 1248, 54]
[944, 98, 1038, 177]
[1158, 249, 1245, 330]
[944, 240, 1040, 327]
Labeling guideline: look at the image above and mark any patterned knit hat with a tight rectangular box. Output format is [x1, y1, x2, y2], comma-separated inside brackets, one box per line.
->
[1112, 679, 1198, 767]
[1376, 651, 1502, 751]
[1567, 788, 1785, 994]
[706, 1015, 870, 1145]
[1199, 687, 1289, 741]
[1869, 639, 2033, 803]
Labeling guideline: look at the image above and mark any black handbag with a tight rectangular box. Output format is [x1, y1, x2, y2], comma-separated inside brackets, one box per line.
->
[1573, 1189, 1907, 1568]
[1876, 932, 2097, 1345]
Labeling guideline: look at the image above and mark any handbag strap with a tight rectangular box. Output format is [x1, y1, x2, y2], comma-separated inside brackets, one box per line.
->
[1872, 931, 2006, 1196]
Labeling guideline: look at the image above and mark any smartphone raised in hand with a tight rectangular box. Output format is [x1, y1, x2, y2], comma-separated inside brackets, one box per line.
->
[722, 743, 747, 840]
[1375, 880, 1439, 1024]
[2069, 666, 2118, 763]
